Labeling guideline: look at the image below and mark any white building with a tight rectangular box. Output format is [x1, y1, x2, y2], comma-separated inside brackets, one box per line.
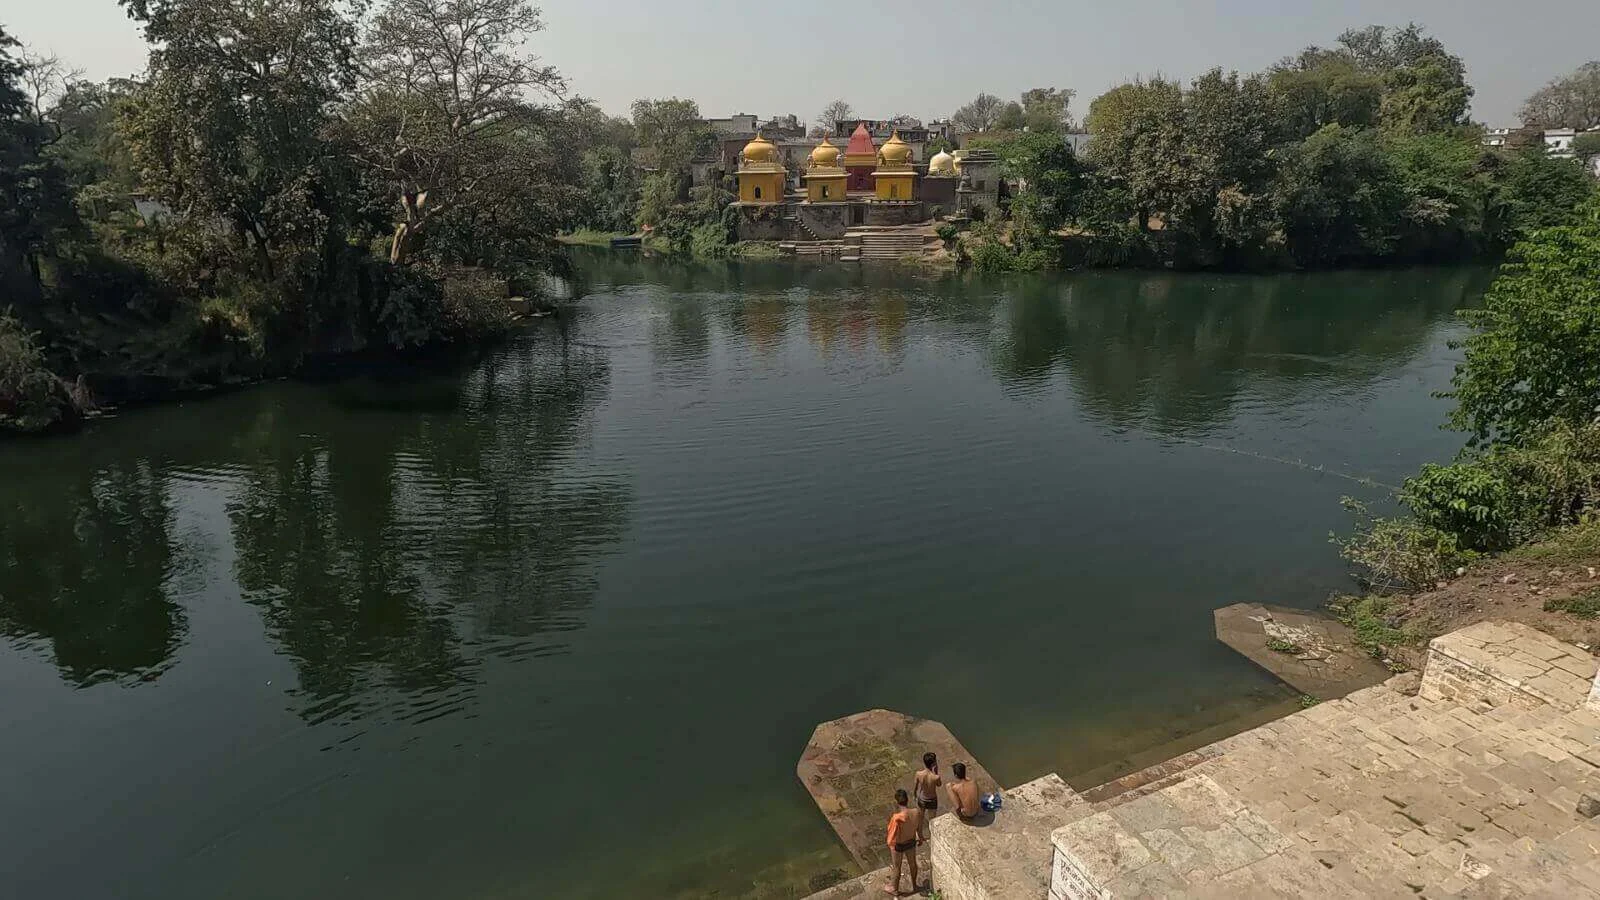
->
[1544, 128, 1577, 157]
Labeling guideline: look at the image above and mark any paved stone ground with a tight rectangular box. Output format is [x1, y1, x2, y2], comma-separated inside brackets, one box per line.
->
[1050, 621, 1600, 897]
[1214, 603, 1392, 700]
[796, 709, 998, 872]
[806, 623, 1600, 899]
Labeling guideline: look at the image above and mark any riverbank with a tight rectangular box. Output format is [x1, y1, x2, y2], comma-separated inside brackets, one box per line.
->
[1340, 522, 1600, 669]
[1, 292, 541, 437]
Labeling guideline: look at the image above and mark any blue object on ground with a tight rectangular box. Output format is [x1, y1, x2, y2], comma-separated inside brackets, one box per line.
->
[980, 792, 1002, 812]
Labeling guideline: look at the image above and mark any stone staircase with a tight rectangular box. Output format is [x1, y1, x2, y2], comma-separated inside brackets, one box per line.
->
[806, 621, 1600, 899]
[842, 225, 939, 262]
[786, 240, 846, 257]
[808, 774, 1091, 900]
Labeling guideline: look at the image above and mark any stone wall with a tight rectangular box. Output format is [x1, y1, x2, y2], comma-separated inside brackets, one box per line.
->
[1418, 621, 1597, 710]
[921, 176, 958, 219]
[734, 204, 790, 242]
[864, 201, 926, 227]
[797, 204, 850, 240]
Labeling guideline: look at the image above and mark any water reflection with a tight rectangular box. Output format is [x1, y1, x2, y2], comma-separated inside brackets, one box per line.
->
[990, 268, 1489, 431]
[0, 325, 629, 726]
[0, 461, 185, 685]
[226, 332, 629, 723]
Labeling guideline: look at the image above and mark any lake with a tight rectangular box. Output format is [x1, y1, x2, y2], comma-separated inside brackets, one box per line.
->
[0, 255, 1490, 898]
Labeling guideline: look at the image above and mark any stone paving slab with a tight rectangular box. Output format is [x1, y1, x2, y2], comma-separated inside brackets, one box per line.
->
[1214, 603, 1392, 700]
[797, 709, 998, 872]
[1038, 623, 1600, 897]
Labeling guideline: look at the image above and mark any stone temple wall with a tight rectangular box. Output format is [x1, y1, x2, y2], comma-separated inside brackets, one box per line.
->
[864, 201, 926, 227]
[921, 176, 958, 219]
[734, 204, 789, 242]
[797, 204, 850, 240]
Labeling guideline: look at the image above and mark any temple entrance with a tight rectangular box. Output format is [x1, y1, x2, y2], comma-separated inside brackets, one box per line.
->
[851, 206, 864, 225]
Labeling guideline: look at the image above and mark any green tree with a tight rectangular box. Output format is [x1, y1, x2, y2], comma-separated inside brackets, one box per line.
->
[1337, 25, 1472, 135]
[1498, 145, 1596, 238]
[1175, 68, 1278, 262]
[1571, 131, 1600, 164]
[992, 130, 1086, 251]
[1266, 49, 1383, 139]
[1021, 87, 1075, 132]
[1449, 200, 1600, 443]
[348, 0, 567, 266]
[1520, 62, 1600, 130]
[630, 97, 710, 170]
[952, 92, 1004, 133]
[1086, 78, 1187, 232]
[1270, 124, 1407, 266]
[0, 28, 78, 302]
[1384, 131, 1499, 256]
[994, 100, 1025, 132]
[118, 0, 358, 278]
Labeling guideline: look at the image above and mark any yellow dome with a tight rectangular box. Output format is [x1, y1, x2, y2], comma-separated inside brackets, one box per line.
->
[808, 136, 841, 169]
[878, 130, 912, 167]
[927, 149, 956, 176]
[742, 132, 779, 166]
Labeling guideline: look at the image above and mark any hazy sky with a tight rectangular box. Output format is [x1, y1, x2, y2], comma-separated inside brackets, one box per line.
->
[8, 0, 1597, 126]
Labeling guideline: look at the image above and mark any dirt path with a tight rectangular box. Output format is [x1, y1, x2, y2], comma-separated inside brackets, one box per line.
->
[1388, 523, 1600, 652]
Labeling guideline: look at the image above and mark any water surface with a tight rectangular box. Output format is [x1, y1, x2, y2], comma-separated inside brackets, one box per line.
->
[0, 257, 1489, 897]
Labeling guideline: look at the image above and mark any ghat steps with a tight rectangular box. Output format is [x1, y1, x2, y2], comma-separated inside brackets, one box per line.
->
[804, 621, 1600, 899]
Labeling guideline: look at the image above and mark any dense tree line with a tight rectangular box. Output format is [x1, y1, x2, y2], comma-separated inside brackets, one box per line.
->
[963, 25, 1597, 272]
[0, 1, 611, 433]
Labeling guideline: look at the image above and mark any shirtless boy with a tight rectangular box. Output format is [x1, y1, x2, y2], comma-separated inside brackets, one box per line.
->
[884, 789, 923, 895]
[912, 752, 941, 840]
[945, 761, 980, 819]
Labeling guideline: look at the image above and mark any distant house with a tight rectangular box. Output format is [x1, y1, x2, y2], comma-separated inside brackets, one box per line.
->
[705, 113, 757, 136]
[1544, 128, 1578, 157]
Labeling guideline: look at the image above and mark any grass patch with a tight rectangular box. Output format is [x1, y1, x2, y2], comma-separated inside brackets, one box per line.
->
[732, 241, 784, 260]
[556, 228, 629, 247]
[1298, 694, 1320, 709]
[1328, 595, 1425, 659]
[1501, 521, 1600, 566]
[1543, 587, 1600, 619]
[1267, 638, 1303, 654]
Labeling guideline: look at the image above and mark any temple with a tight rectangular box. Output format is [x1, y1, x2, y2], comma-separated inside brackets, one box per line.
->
[731, 123, 1001, 244]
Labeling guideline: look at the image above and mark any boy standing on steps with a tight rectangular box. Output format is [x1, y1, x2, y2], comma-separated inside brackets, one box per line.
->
[913, 751, 941, 840]
[884, 789, 923, 896]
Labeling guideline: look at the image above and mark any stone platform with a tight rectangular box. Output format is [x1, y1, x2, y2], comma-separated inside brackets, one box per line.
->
[803, 622, 1600, 898]
[797, 709, 998, 871]
[1041, 621, 1600, 898]
[1214, 602, 1392, 700]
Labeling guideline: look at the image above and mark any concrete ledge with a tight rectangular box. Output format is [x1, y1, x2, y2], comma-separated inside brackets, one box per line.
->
[931, 774, 1090, 900]
[1419, 621, 1597, 711]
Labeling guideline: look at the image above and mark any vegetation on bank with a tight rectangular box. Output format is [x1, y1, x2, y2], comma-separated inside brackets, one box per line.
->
[1332, 198, 1600, 657]
[0, 0, 616, 434]
[954, 26, 1599, 273]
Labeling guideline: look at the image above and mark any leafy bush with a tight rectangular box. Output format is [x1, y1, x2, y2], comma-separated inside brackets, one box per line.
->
[1400, 461, 1518, 551]
[936, 222, 960, 245]
[1449, 200, 1600, 443]
[1335, 498, 1474, 592]
[0, 311, 79, 433]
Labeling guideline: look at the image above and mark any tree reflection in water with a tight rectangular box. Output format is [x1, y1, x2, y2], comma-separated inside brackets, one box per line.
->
[990, 267, 1491, 432]
[0, 322, 629, 731]
[226, 328, 629, 724]
[0, 461, 184, 686]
